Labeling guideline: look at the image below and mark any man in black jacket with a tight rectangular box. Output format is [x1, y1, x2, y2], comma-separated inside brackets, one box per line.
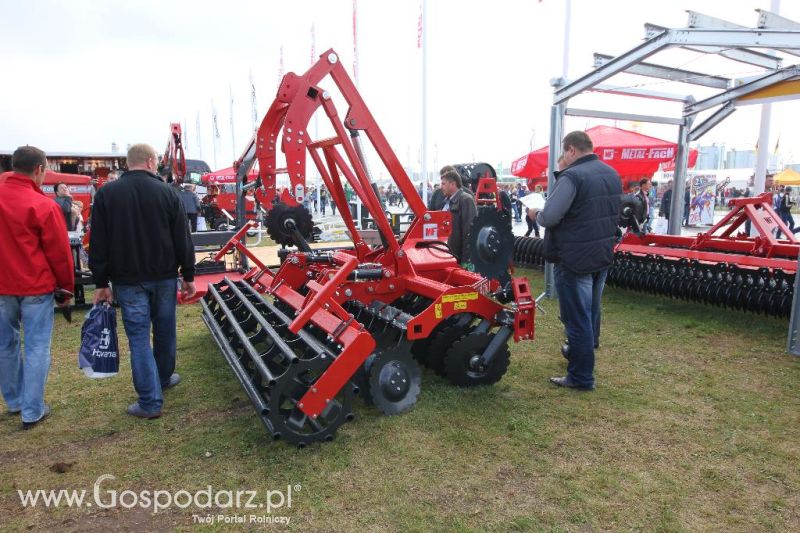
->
[535, 131, 621, 390]
[54, 182, 74, 231]
[89, 143, 196, 419]
[659, 184, 672, 221]
[440, 170, 478, 264]
[635, 178, 652, 231]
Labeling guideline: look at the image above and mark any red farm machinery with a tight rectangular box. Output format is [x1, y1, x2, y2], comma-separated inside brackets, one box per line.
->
[199, 49, 536, 447]
[513, 192, 799, 319]
[160, 122, 187, 184]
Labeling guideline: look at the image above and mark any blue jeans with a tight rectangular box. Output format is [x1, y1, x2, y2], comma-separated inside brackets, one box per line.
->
[114, 279, 177, 414]
[0, 294, 55, 423]
[554, 265, 608, 388]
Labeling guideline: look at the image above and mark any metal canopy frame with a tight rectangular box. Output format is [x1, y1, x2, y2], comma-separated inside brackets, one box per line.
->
[544, 10, 800, 354]
[546, 14, 799, 265]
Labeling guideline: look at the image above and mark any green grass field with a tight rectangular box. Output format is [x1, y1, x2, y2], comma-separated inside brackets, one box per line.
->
[1, 270, 798, 531]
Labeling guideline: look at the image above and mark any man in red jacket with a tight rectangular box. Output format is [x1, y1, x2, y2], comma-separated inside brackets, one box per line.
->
[0, 146, 74, 429]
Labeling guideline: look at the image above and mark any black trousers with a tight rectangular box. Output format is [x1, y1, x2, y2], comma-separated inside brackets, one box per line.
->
[187, 213, 198, 232]
[525, 214, 540, 237]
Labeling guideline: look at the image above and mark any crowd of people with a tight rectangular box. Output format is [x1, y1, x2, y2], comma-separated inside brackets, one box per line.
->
[0, 144, 195, 428]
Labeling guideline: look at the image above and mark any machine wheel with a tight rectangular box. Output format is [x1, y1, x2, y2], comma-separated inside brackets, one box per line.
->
[367, 345, 421, 415]
[426, 315, 474, 377]
[267, 358, 355, 448]
[443, 331, 510, 387]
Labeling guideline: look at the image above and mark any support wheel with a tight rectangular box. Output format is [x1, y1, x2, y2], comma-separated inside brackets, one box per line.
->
[265, 202, 315, 246]
[367, 346, 421, 415]
[444, 331, 510, 387]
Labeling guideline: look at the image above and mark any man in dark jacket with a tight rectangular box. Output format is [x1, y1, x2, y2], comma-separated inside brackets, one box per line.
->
[90, 143, 196, 419]
[779, 186, 796, 233]
[440, 170, 478, 264]
[0, 146, 74, 429]
[683, 185, 691, 226]
[635, 178, 652, 231]
[659, 185, 672, 221]
[179, 183, 201, 232]
[535, 131, 621, 390]
[54, 182, 74, 231]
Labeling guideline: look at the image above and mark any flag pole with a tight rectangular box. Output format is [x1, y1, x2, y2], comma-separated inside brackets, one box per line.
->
[753, 0, 779, 233]
[229, 84, 236, 163]
[196, 112, 202, 159]
[211, 100, 218, 169]
[278, 45, 284, 86]
[311, 22, 321, 219]
[249, 69, 258, 133]
[421, 0, 428, 208]
[353, 0, 362, 228]
[562, 0, 572, 80]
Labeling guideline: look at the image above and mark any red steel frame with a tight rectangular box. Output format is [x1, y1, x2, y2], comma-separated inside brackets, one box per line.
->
[161, 122, 187, 183]
[196, 49, 535, 418]
[618, 193, 800, 272]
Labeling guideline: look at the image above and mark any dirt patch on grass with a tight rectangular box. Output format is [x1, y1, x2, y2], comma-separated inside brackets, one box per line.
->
[0, 429, 125, 465]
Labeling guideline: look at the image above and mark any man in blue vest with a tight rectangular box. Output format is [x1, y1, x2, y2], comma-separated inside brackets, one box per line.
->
[535, 131, 621, 390]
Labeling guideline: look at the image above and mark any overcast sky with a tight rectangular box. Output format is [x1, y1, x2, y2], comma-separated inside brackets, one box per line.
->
[2, 0, 799, 175]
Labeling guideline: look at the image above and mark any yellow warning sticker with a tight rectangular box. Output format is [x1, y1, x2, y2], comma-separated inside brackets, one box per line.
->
[434, 303, 442, 319]
[454, 301, 468, 311]
[441, 292, 479, 304]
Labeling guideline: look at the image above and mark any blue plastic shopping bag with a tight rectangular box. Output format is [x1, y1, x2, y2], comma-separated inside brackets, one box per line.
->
[78, 304, 119, 378]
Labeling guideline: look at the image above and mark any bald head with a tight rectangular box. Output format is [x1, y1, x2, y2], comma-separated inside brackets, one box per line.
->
[127, 143, 158, 172]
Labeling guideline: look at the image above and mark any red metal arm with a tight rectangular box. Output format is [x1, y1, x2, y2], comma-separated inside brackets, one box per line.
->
[161, 123, 186, 183]
[242, 49, 428, 223]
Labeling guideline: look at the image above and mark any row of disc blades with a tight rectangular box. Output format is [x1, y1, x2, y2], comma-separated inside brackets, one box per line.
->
[511, 237, 795, 318]
[608, 253, 794, 318]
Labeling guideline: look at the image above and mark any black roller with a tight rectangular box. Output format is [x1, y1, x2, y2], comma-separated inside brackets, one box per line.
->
[512, 236, 545, 269]
[607, 252, 794, 318]
[200, 278, 357, 447]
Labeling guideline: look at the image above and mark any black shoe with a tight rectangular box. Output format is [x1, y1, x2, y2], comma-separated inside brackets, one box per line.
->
[162, 373, 181, 390]
[22, 405, 51, 430]
[549, 376, 595, 391]
[7, 408, 20, 416]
